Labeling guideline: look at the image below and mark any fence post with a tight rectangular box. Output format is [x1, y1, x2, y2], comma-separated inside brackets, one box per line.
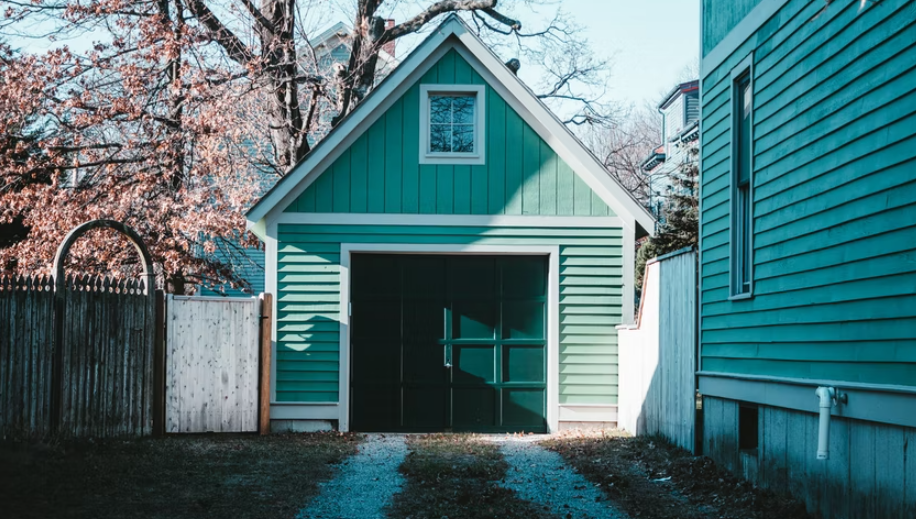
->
[259, 293, 273, 435]
[152, 290, 166, 437]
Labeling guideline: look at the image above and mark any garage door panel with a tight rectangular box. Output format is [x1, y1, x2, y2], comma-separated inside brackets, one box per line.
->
[351, 255, 400, 297]
[452, 302, 498, 339]
[502, 257, 547, 297]
[453, 387, 496, 429]
[403, 386, 448, 430]
[453, 345, 496, 384]
[351, 341, 400, 385]
[502, 388, 546, 428]
[403, 256, 446, 297]
[503, 301, 545, 339]
[449, 257, 497, 299]
[350, 386, 399, 431]
[503, 345, 545, 383]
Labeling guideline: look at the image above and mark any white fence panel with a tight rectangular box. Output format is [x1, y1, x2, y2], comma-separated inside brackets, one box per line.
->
[618, 248, 697, 451]
[166, 295, 260, 433]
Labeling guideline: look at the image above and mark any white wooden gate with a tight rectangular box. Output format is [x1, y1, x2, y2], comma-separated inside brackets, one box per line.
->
[166, 295, 260, 433]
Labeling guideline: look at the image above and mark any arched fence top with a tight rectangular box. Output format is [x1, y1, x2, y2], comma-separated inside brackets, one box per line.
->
[52, 220, 155, 296]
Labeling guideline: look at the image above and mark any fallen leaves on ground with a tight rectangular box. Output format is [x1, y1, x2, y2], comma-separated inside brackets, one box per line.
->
[388, 433, 560, 519]
[542, 431, 812, 519]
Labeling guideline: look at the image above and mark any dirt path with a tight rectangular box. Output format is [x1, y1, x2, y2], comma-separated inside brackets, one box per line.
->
[497, 436, 628, 519]
[297, 434, 407, 519]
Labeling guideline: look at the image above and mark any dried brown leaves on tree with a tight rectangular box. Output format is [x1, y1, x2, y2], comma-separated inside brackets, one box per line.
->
[1, 0, 617, 291]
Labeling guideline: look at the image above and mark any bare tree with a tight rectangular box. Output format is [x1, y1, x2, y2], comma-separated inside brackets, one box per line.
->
[584, 104, 660, 208]
[0, 0, 618, 290]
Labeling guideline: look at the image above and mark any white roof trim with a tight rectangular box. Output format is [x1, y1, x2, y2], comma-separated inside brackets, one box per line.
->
[247, 15, 655, 235]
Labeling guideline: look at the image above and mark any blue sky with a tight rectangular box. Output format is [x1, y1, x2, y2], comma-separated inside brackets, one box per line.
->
[7, 0, 700, 109]
[556, 0, 700, 106]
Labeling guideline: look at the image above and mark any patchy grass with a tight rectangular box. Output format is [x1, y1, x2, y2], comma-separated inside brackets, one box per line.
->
[387, 434, 559, 519]
[542, 431, 812, 519]
[0, 432, 360, 519]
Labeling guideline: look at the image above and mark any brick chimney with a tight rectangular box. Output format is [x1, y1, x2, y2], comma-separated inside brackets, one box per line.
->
[382, 19, 396, 57]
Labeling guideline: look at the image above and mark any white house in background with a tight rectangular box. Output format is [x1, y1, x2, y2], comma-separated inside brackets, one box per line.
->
[641, 80, 699, 221]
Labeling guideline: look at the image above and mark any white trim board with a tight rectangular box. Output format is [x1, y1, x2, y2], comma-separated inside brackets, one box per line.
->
[274, 212, 625, 228]
[701, 0, 792, 78]
[246, 15, 654, 236]
[270, 403, 339, 421]
[698, 372, 916, 429]
[337, 243, 561, 433]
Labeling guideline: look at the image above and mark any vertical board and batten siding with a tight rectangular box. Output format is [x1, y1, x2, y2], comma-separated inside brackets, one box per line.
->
[275, 224, 624, 405]
[699, 0, 916, 386]
[704, 396, 916, 518]
[619, 250, 697, 452]
[0, 275, 154, 438]
[165, 296, 260, 433]
[284, 49, 614, 217]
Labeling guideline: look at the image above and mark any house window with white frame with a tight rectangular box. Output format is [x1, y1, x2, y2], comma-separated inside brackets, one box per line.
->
[419, 84, 486, 165]
[731, 68, 753, 297]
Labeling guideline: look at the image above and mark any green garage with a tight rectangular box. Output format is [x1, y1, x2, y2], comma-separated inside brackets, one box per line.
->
[245, 16, 654, 432]
[350, 254, 547, 432]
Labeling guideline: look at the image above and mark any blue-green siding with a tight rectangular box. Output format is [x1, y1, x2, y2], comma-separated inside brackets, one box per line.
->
[700, 0, 916, 386]
[276, 224, 623, 404]
[703, 0, 765, 56]
[284, 49, 614, 217]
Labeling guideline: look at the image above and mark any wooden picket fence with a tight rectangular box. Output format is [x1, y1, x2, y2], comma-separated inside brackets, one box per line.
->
[0, 274, 158, 439]
[0, 273, 273, 439]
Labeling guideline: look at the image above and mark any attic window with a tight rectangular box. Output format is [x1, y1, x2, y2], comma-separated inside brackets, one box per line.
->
[419, 84, 486, 165]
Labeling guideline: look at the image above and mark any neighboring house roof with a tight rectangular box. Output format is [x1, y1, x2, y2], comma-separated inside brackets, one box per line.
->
[657, 79, 699, 110]
[247, 14, 656, 236]
[641, 150, 667, 171]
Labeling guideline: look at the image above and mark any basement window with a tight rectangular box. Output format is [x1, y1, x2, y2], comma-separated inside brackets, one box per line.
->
[419, 84, 486, 165]
[738, 403, 759, 451]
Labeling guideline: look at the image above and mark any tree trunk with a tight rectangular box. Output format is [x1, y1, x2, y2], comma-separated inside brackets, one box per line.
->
[260, 0, 309, 172]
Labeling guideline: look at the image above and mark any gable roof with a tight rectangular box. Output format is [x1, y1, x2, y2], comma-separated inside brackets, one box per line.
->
[247, 15, 655, 236]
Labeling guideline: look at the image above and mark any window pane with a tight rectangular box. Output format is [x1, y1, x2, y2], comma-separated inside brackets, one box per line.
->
[430, 124, 451, 152]
[430, 96, 451, 124]
[452, 96, 475, 124]
[737, 185, 751, 292]
[452, 125, 475, 153]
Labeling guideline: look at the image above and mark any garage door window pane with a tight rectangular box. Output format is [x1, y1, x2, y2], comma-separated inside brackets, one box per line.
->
[502, 301, 544, 339]
[453, 302, 497, 339]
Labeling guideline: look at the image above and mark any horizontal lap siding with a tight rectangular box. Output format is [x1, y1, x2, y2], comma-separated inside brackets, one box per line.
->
[699, 0, 916, 386]
[276, 224, 623, 404]
[284, 49, 613, 217]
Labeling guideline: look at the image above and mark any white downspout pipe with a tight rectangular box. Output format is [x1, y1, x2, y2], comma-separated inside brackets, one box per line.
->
[815, 387, 835, 460]
[815, 387, 847, 460]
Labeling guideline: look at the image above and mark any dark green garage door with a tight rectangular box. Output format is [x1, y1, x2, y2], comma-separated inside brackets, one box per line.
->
[350, 254, 547, 433]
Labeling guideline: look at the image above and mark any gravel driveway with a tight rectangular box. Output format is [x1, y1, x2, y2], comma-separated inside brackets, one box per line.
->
[497, 436, 628, 519]
[297, 434, 407, 519]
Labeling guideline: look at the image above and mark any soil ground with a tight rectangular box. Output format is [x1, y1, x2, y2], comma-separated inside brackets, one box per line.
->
[542, 430, 813, 519]
[386, 433, 560, 519]
[0, 433, 359, 519]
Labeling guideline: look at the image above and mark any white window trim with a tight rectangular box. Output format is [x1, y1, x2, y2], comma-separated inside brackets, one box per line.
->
[729, 53, 755, 300]
[419, 84, 486, 165]
[338, 243, 560, 433]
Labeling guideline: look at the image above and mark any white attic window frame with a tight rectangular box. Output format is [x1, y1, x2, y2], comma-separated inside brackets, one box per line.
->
[418, 84, 486, 165]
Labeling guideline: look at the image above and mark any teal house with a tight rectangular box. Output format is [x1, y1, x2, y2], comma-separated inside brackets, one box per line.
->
[699, 0, 916, 517]
[246, 16, 654, 433]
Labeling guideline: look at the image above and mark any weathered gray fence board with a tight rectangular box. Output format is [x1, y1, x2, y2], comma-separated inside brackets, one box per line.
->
[165, 295, 259, 433]
[618, 249, 697, 452]
[0, 275, 154, 439]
